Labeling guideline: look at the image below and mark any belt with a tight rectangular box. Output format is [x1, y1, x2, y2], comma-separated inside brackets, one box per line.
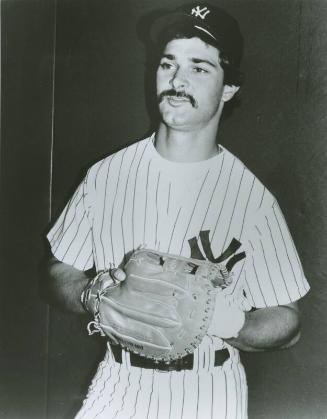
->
[110, 344, 229, 372]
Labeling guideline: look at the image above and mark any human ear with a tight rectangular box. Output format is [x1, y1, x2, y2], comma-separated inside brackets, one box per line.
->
[222, 85, 240, 102]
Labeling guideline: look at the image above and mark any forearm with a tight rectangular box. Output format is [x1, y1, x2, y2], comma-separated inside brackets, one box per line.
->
[226, 304, 300, 352]
[44, 257, 90, 314]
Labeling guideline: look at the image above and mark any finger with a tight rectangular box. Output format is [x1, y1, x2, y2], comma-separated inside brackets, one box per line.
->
[99, 272, 117, 289]
[111, 268, 126, 282]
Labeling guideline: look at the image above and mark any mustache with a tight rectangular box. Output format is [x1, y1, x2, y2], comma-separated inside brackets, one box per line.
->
[157, 89, 198, 108]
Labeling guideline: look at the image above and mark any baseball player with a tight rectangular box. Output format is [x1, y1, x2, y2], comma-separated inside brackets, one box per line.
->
[45, 3, 310, 418]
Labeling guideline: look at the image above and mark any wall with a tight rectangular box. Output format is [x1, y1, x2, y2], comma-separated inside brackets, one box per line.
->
[1, 0, 55, 417]
[1, 1, 327, 418]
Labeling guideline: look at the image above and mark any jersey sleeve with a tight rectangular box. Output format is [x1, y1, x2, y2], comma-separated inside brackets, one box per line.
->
[47, 174, 94, 271]
[243, 200, 310, 308]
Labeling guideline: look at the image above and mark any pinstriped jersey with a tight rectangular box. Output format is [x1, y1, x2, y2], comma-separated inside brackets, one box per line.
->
[47, 134, 309, 310]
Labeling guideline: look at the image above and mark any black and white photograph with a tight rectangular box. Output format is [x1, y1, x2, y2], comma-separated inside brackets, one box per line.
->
[1, 1, 327, 418]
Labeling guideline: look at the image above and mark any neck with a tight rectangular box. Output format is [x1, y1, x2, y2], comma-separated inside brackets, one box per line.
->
[155, 120, 220, 163]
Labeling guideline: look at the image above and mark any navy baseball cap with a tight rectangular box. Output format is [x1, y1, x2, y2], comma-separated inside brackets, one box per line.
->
[150, 3, 243, 67]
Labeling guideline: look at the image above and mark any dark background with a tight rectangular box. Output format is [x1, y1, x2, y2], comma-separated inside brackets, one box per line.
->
[1, 0, 327, 418]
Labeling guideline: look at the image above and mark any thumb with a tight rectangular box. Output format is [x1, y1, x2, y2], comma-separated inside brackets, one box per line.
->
[111, 268, 126, 283]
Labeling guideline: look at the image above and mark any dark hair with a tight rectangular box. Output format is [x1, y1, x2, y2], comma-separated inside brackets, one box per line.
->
[155, 22, 243, 87]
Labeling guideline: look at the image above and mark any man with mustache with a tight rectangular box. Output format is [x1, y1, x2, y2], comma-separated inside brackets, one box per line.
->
[45, 3, 309, 418]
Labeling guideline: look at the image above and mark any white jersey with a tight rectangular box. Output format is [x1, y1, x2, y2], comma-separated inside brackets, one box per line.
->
[47, 134, 309, 419]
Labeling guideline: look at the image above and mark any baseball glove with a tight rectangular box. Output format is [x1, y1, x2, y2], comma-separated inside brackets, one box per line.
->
[85, 248, 232, 361]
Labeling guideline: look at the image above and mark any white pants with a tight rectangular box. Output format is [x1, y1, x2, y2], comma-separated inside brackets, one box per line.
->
[75, 338, 248, 419]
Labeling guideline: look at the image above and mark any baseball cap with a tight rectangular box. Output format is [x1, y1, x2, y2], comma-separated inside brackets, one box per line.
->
[150, 3, 243, 67]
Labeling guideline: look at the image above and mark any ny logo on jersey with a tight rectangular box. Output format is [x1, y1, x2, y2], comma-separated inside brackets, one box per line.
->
[191, 6, 211, 20]
[188, 230, 246, 272]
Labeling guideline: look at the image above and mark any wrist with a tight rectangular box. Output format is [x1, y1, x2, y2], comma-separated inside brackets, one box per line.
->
[80, 276, 97, 313]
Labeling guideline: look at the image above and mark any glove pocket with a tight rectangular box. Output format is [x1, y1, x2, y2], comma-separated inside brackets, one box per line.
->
[100, 292, 183, 327]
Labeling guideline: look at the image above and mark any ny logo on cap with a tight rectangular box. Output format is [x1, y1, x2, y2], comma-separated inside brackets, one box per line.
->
[191, 5, 211, 20]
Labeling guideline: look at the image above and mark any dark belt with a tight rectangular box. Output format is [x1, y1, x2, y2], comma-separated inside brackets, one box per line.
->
[110, 344, 229, 372]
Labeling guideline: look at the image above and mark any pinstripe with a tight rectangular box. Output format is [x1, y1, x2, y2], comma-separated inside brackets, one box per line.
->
[243, 271, 256, 307]
[226, 260, 245, 296]
[110, 149, 127, 266]
[224, 370, 228, 419]
[212, 157, 236, 239]
[198, 153, 225, 235]
[248, 256, 268, 307]
[239, 177, 255, 239]
[167, 207, 182, 253]
[146, 370, 155, 419]
[196, 374, 200, 419]
[197, 349, 200, 374]
[143, 159, 152, 243]
[99, 155, 116, 268]
[92, 364, 122, 419]
[79, 362, 114, 419]
[91, 234, 100, 271]
[121, 143, 140, 263]
[250, 256, 268, 306]
[52, 194, 84, 252]
[259, 238, 280, 304]
[156, 394, 159, 419]
[107, 364, 123, 407]
[94, 403, 106, 419]
[61, 212, 87, 259]
[232, 363, 238, 418]
[85, 356, 107, 398]
[155, 171, 161, 247]
[272, 204, 304, 295]
[181, 371, 186, 419]
[265, 215, 292, 300]
[179, 169, 210, 255]
[49, 186, 81, 244]
[94, 156, 108, 190]
[208, 335, 214, 373]
[72, 229, 91, 265]
[258, 187, 266, 210]
[82, 251, 93, 271]
[167, 182, 171, 214]
[210, 373, 214, 419]
[236, 363, 244, 418]
[116, 370, 131, 418]
[168, 373, 172, 419]
[132, 141, 151, 250]
[129, 369, 143, 419]
[221, 167, 245, 252]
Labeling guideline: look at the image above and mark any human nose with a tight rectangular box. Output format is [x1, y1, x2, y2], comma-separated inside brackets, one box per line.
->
[170, 66, 189, 90]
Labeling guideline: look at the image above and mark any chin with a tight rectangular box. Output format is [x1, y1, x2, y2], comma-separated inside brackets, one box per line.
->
[162, 116, 191, 128]
[160, 109, 192, 127]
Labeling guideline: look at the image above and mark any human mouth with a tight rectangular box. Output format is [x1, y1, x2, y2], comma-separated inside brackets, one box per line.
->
[158, 90, 198, 108]
[166, 96, 190, 107]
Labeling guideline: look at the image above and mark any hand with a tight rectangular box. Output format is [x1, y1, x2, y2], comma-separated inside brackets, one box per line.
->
[207, 293, 246, 339]
[81, 268, 126, 314]
[99, 268, 126, 291]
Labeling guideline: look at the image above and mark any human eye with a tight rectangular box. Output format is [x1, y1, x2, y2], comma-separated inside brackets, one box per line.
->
[193, 66, 208, 74]
[159, 60, 174, 70]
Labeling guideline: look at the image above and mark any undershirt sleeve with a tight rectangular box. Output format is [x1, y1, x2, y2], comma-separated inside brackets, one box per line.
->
[47, 176, 94, 271]
[243, 200, 310, 308]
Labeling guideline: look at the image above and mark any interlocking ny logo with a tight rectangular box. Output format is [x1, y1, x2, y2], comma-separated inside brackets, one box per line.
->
[188, 230, 246, 272]
[191, 5, 211, 19]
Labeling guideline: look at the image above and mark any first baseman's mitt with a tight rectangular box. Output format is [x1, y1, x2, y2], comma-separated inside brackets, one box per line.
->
[84, 248, 232, 361]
